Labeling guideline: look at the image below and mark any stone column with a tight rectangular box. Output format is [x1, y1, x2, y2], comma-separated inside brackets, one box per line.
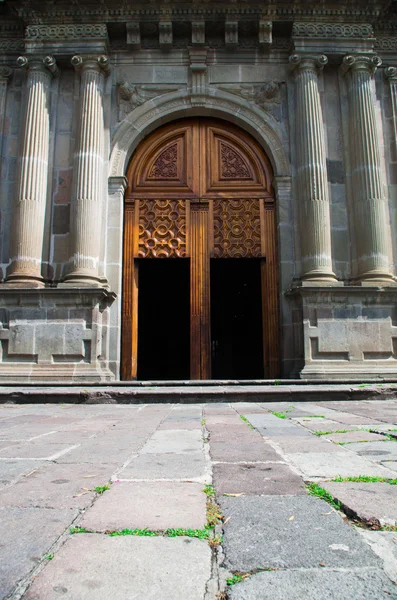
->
[385, 66, 397, 151]
[0, 67, 12, 176]
[62, 55, 109, 287]
[6, 56, 57, 287]
[289, 54, 337, 283]
[342, 55, 394, 283]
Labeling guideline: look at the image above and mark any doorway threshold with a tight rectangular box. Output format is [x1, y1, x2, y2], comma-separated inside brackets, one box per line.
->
[0, 380, 396, 404]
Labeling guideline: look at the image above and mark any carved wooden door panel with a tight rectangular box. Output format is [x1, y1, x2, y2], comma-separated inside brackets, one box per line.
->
[122, 118, 278, 380]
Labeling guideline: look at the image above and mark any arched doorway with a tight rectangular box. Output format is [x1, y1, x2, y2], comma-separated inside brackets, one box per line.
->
[121, 118, 279, 380]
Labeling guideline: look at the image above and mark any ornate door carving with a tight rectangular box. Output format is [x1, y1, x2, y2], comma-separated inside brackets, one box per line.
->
[122, 118, 278, 380]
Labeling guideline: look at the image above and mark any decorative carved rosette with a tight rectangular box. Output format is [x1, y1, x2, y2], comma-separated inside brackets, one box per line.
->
[138, 199, 187, 258]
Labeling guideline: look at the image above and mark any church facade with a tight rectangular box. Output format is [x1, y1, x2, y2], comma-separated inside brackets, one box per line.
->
[0, 0, 396, 383]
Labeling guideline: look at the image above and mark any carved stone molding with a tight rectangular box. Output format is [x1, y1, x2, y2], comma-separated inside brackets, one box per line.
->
[110, 89, 290, 180]
[25, 24, 108, 40]
[292, 23, 374, 38]
[25, 24, 109, 55]
[0, 39, 24, 53]
[116, 83, 179, 121]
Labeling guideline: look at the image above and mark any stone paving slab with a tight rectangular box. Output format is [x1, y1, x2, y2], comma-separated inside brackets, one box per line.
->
[0, 441, 79, 460]
[80, 481, 207, 531]
[269, 436, 342, 453]
[220, 496, 380, 571]
[227, 568, 397, 600]
[213, 463, 305, 496]
[286, 452, 397, 478]
[24, 534, 211, 600]
[294, 419, 355, 433]
[117, 451, 208, 481]
[209, 440, 282, 462]
[326, 431, 385, 444]
[344, 441, 397, 461]
[244, 413, 297, 428]
[381, 461, 397, 471]
[0, 460, 46, 488]
[322, 482, 397, 526]
[261, 426, 315, 437]
[140, 430, 203, 454]
[0, 506, 78, 599]
[0, 463, 116, 510]
[360, 531, 397, 583]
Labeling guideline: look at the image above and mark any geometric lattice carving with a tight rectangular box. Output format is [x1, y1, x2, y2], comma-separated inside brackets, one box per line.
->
[220, 142, 251, 179]
[139, 199, 187, 258]
[213, 199, 262, 258]
[148, 143, 178, 179]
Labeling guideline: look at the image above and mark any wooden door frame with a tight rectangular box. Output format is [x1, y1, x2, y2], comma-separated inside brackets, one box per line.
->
[121, 118, 280, 381]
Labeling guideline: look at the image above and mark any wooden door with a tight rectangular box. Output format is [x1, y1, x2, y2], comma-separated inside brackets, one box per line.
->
[122, 118, 278, 380]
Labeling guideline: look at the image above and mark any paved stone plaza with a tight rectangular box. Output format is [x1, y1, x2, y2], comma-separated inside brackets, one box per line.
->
[1, 400, 397, 599]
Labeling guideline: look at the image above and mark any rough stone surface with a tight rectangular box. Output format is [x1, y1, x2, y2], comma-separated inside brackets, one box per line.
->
[227, 568, 397, 600]
[80, 481, 207, 531]
[213, 462, 305, 496]
[220, 495, 381, 571]
[140, 430, 203, 454]
[344, 442, 397, 461]
[0, 507, 78, 600]
[323, 482, 397, 526]
[326, 431, 385, 443]
[24, 535, 212, 600]
[117, 452, 208, 481]
[286, 452, 397, 478]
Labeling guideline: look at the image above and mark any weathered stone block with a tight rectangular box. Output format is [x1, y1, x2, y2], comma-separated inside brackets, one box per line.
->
[290, 287, 397, 379]
[0, 289, 115, 382]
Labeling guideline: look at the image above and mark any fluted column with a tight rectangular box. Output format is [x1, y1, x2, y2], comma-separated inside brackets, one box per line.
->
[289, 54, 337, 283]
[62, 55, 109, 287]
[0, 67, 12, 179]
[385, 66, 397, 152]
[6, 56, 57, 287]
[342, 55, 394, 283]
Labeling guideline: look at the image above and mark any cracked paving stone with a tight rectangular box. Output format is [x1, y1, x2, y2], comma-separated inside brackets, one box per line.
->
[285, 452, 397, 478]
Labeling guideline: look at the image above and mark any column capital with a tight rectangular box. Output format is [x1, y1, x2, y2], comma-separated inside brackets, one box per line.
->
[16, 55, 58, 77]
[341, 54, 381, 76]
[385, 66, 397, 82]
[289, 53, 328, 74]
[71, 54, 110, 76]
[0, 67, 12, 81]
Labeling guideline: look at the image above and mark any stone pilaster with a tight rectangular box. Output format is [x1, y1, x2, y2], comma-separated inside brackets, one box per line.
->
[0, 67, 12, 178]
[385, 66, 397, 151]
[6, 56, 57, 287]
[289, 54, 338, 283]
[342, 55, 394, 284]
[63, 55, 109, 287]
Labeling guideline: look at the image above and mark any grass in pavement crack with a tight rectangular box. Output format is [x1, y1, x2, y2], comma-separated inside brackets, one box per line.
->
[332, 475, 397, 485]
[306, 483, 341, 510]
[240, 415, 255, 429]
[203, 484, 216, 498]
[94, 484, 110, 494]
[314, 429, 351, 436]
[226, 568, 277, 586]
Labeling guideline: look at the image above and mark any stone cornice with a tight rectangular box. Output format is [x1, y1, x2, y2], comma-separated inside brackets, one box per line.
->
[6, 1, 390, 23]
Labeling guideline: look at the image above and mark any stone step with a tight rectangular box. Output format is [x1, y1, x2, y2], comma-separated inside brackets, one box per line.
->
[0, 382, 396, 404]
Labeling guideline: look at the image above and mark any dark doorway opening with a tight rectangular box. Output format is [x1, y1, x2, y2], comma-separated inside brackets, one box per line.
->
[210, 259, 264, 379]
[137, 259, 190, 380]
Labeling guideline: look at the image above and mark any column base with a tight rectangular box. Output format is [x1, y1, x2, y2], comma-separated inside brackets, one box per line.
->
[4, 273, 44, 288]
[60, 273, 108, 288]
